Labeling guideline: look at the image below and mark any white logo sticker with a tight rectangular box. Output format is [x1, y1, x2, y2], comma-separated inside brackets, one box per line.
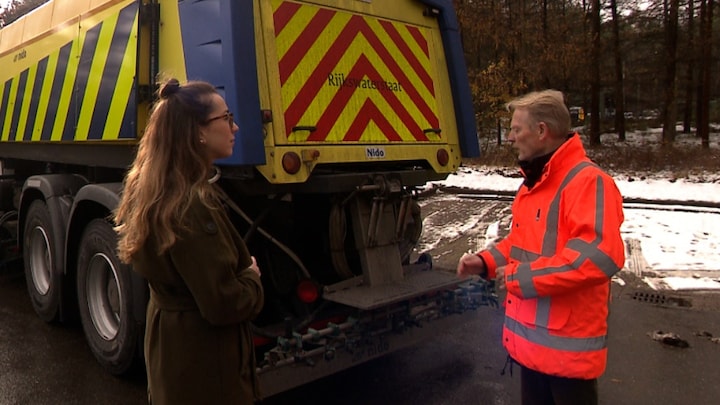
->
[365, 147, 386, 159]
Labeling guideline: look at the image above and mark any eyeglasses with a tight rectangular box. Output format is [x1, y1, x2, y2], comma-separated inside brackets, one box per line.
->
[203, 111, 234, 130]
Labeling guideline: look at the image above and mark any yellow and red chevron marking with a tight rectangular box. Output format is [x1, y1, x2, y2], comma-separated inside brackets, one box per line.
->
[273, 1, 441, 143]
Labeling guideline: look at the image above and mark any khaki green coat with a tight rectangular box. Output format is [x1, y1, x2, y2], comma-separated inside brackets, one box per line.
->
[132, 192, 264, 404]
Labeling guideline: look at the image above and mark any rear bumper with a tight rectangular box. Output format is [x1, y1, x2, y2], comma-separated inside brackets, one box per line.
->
[256, 276, 496, 397]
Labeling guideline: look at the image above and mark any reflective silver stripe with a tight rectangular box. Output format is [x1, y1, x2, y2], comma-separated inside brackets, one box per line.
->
[592, 177, 605, 244]
[542, 162, 595, 256]
[505, 315, 607, 352]
[509, 263, 575, 299]
[566, 239, 622, 277]
[510, 246, 540, 262]
[515, 262, 537, 298]
[489, 246, 507, 267]
[564, 177, 621, 278]
[535, 296, 551, 327]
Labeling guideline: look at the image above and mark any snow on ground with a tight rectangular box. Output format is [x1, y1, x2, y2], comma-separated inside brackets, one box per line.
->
[430, 129, 720, 291]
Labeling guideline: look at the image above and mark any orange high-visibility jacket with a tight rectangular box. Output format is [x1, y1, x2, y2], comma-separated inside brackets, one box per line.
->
[479, 134, 625, 379]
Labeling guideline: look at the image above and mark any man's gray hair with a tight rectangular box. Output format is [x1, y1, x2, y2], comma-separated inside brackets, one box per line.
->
[506, 90, 572, 137]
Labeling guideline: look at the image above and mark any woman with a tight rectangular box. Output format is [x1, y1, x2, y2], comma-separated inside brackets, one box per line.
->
[115, 79, 264, 404]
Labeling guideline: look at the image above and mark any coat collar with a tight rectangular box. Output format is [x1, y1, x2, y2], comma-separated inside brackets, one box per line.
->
[520, 133, 586, 189]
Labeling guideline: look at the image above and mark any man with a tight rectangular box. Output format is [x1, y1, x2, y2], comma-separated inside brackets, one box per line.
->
[457, 90, 625, 405]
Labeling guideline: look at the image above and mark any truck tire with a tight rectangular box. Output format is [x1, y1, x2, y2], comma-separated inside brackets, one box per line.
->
[23, 200, 61, 322]
[76, 219, 140, 375]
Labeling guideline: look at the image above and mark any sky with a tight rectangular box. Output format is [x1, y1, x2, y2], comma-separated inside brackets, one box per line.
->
[430, 129, 720, 291]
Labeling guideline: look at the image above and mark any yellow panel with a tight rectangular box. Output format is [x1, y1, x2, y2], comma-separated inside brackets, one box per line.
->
[14, 64, 38, 141]
[31, 50, 61, 141]
[90, 0, 117, 8]
[104, 13, 138, 140]
[157, 0, 188, 82]
[20, 5, 53, 41]
[273, 1, 440, 145]
[74, 10, 119, 141]
[51, 0, 92, 26]
[0, 19, 25, 54]
[1, 80, 18, 141]
[50, 35, 82, 141]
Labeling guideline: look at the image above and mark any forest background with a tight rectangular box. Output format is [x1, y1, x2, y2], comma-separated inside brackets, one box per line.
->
[2, 0, 718, 171]
[453, 0, 717, 167]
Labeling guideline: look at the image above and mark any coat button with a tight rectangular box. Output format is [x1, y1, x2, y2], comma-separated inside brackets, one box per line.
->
[204, 221, 218, 234]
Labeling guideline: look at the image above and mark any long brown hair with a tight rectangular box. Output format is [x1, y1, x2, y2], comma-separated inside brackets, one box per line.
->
[115, 79, 219, 263]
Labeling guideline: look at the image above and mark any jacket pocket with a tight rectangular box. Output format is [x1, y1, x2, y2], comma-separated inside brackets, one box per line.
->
[512, 297, 571, 331]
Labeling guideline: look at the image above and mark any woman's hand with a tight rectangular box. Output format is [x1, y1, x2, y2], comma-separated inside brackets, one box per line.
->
[248, 256, 261, 277]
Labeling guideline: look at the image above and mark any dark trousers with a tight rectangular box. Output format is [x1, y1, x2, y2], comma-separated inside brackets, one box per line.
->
[520, 365, 598, 405]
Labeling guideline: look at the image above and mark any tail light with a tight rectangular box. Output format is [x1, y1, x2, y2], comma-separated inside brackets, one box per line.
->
[282, 152, 302, 174]
[296, 279, 319, 304]
[437, 148, 449, 166]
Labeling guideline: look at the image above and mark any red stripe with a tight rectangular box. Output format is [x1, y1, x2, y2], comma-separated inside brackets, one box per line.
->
[343, 100, 402, 141]
[379, 20, 433, 93]
[356, 18, 438, 128]
[284, 17, 364, 136]
[284, 15, 438, 140]
[407, 25, 428, 57]
[279, 8, 335, 85]
[273, 2, 302, 36]
[307, 55, 428, 142]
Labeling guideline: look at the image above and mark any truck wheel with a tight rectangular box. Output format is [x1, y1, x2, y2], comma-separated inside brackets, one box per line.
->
[23, 200, 61, 322]
[77, 219, 140, 375]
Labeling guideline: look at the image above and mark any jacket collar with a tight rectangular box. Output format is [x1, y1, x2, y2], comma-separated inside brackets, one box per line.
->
[519, 133, 585, 189]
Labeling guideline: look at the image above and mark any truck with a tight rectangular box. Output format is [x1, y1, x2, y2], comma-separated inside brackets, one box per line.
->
[0, 0, 484, 396]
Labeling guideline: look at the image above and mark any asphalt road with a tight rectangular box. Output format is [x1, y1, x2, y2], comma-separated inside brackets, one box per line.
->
[1, 195, 719, 404]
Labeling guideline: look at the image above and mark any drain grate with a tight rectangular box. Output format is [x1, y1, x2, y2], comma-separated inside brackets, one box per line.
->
[632, 291, 668, 304]
[631, 291, 692, 307]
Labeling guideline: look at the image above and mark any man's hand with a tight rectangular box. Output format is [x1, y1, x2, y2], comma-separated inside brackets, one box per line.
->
[457, 252, 486, 279]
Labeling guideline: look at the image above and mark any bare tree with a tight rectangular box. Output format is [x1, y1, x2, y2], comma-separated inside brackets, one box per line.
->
[610, 0, 626, 141]
[589, 0, 602, 145]
[453, 0, 716, 150]
[682, 0, 696, 134]
[696, 0, 713, 148]
[661, 0, 680, 145]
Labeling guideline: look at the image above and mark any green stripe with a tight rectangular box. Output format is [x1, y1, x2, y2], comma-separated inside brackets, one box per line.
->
[15, 64, 37, 141]
[102, 13, 138, 141]
[1, 78, 19, 141]
[51, 35, 82, 141]
[76, 13, 119, 141]
[33, 50, 60, 141]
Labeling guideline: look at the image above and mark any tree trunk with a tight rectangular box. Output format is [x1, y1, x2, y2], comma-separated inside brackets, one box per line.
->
[610, 0, 626, 141]
[661, 0, 679, 145]
[682, 0, 695, 134]
[589, 0, 602, 146]
[697, 0, 712, 148]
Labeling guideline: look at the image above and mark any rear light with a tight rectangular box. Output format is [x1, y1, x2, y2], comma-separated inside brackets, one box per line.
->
[296, 279, 319, 303]
[437, 148, 449, 166]
[282, 152, 302, 174]
[252, 336, 272, 347]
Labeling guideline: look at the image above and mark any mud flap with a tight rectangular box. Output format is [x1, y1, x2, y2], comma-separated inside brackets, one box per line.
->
[323, 265, 461, 310]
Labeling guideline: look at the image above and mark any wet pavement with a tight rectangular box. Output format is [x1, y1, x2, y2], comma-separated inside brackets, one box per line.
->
[1, 195, 719, 404]
[0, 269, 147, 404]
